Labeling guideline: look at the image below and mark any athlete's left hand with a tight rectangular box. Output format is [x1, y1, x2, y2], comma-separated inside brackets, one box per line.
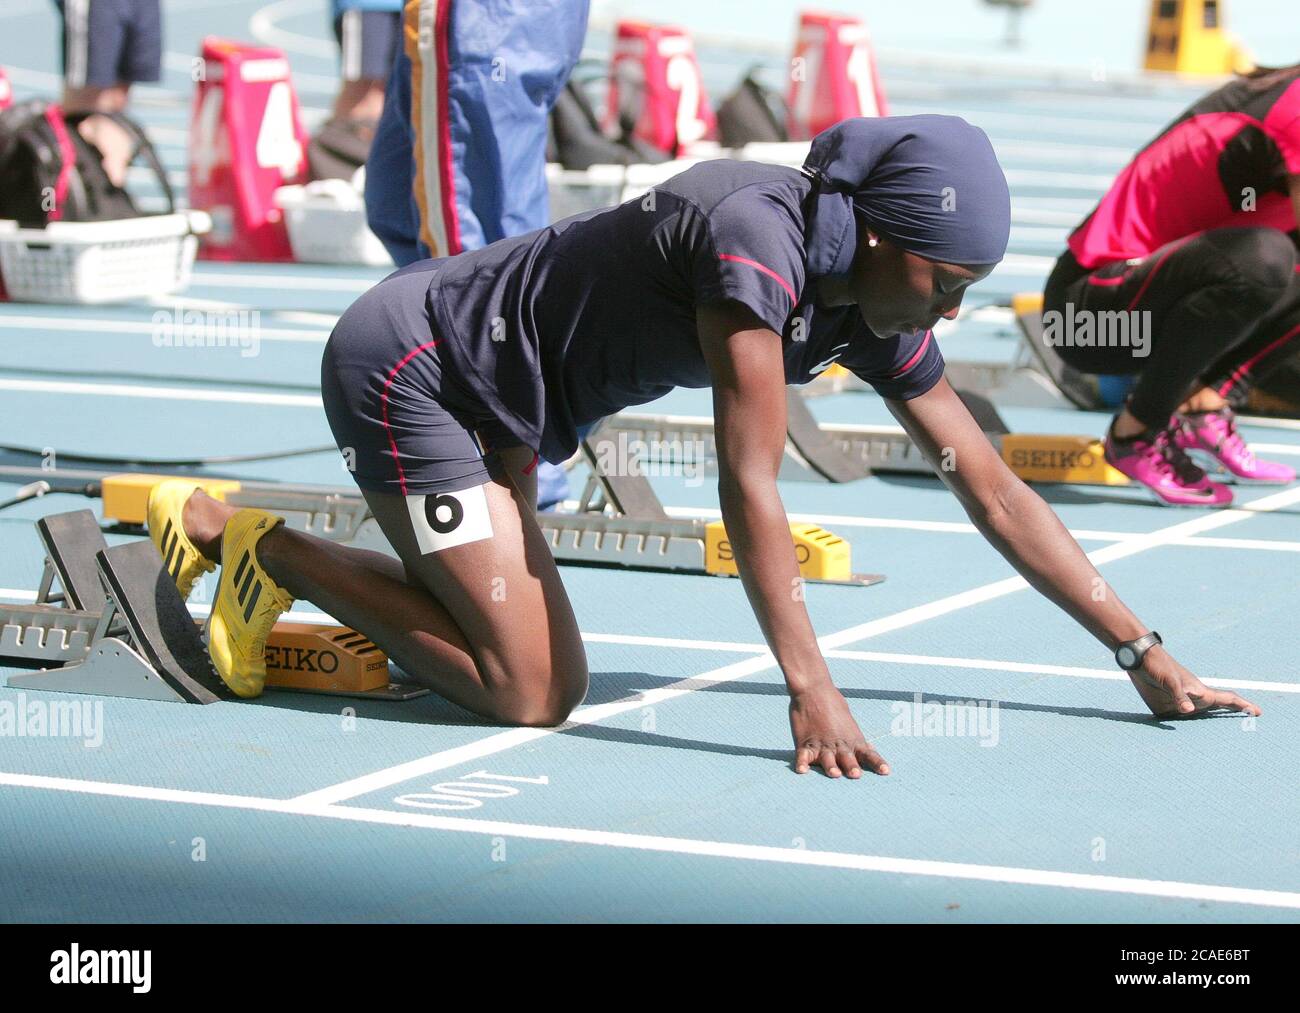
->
[1128, 646, 1262, 718]
[789, 684, 890, 778]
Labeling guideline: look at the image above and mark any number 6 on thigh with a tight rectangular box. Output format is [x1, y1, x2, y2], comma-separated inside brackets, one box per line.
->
[405, 485, 495, 555]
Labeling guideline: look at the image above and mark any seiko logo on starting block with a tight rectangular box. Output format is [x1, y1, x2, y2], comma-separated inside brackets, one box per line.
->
[260, 623, 391, 693]
[265, 644, 340, 674]
[1001, 434, 1130, 486]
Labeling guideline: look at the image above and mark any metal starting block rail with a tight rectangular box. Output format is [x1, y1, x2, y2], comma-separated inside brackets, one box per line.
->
[1, 510, 428, 704]
[597, 386, 1131, 487]
[91, 416, 884, 586]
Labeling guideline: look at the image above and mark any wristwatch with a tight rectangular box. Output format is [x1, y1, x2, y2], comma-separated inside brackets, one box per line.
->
[1115, 631, 1162, 671]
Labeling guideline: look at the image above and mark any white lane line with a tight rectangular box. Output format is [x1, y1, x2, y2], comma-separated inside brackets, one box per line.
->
[823, 650, 1299, 695]
[818, 486, 1300, 653]
[998, 253, 1057, 273]
[661, 504, 1300, 552]
[0, 590, 1291, 694]
[0, 377, 321, 407]
[249, 0, 339, 59]
[1009, 225, 1068, 244]
[995, 141, 1132, 165]
[1012, 207, 1091, 226]
[0, 314, 329, 344]
[1239, 416, 1300, 432]
[293, 485, 1300, 806]
[580, 633, 1298, 694]
[2, 771, 1298, 911]
[189, 272, 378, 293]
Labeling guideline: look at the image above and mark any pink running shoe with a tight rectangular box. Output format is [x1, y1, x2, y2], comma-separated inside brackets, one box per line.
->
[1104, 423, 1233, 507]
[1174, 408, 1297, 485]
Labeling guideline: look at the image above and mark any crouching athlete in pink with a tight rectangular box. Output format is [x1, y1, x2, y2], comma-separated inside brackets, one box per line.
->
[145, 116, 1260, 780]
[1046, 63, 1300, 506]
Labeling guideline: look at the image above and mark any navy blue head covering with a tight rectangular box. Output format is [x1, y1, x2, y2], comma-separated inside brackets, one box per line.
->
[801, 114, 1011, 277]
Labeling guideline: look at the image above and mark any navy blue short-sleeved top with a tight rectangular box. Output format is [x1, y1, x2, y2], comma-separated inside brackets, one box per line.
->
[423, 158, 945, 463]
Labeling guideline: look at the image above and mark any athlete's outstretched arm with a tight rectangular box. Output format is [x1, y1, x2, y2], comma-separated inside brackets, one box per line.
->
[888, 377, 1260, 718]
[698, 302, 889, 778]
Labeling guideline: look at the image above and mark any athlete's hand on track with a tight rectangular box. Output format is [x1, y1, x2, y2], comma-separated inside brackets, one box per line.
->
[1128, 646, 1261, 719]
[789, 685, 889, 778]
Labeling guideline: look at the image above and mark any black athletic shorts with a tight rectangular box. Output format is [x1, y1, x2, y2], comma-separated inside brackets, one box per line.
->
[321, 261, 526, 497]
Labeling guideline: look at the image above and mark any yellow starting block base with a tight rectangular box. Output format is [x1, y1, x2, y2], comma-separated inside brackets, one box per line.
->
[1002, 434, 1130, 486]
[1143, 0, 1252, 76]
[263, 622, 391, 694]
[194, 619, 422, 699]
[705, 521, 863, 582]
[103, 473, 242, 526]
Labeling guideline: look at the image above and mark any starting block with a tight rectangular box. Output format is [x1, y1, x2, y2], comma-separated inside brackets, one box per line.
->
[1011, 292, 1105, 411]
[95, 426, 884, 587]
[0, 510, 426, 704]
[706, 522, 853, 581]
[1000, 433, 1128, 485]
[608, 20, 715, 156]
[1144, 0, 1251, 76]
[600, 385, 1132, 488]
[0, 67, 12, 112]
[189, 37, 308, 261]
[787, 11, 888, 140]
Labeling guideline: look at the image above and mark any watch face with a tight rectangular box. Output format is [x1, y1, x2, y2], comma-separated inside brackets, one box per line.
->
[1118, 647, 1137, 668]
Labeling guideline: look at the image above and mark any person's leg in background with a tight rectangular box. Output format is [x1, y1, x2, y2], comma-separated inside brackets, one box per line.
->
[331, 1, 402, 134]
[1174, 252, 1300, 482]
[57, 0, 162, 187]
[364, 40, 425, 264]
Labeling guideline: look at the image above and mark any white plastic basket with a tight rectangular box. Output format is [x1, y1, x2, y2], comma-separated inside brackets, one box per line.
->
[276, 180, 393, 267]
[546, 158, 702, 219]
[0, 211, 210, 305]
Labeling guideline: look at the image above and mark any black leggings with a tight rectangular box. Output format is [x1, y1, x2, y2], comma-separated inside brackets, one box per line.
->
[1044, 227, 1300, 429]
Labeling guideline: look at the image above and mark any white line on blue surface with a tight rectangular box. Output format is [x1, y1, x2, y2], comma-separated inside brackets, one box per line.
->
[1, 771, 1297, 911]
[291, 485, 1300, 807]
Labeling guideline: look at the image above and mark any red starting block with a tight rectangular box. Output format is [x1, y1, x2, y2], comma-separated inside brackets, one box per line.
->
[189, 38, 308, 261]
[608, 20, 715, 156]
[787, 11, 888, 139]
[0, 67, 12, 112]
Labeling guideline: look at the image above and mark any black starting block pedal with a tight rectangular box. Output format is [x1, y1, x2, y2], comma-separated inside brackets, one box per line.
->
[3, 510, 427, 704]
[5, 510, 232, 703]
[94, 540, 231, 703]
[35, 509, 109, 611]
[784, 390, 875, 483]
[1012, 293, 1103, 411]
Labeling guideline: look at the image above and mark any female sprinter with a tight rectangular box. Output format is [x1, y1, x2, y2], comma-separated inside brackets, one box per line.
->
[1045, 63, 1300, 507]
[147, 116, 1260, 779]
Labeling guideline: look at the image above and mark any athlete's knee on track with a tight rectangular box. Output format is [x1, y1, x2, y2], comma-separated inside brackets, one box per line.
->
[491, 628, 589, 726]
[492, 662, 589, 728]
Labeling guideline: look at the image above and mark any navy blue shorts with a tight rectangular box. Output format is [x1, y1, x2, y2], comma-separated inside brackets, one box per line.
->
[333, 9, 401, 83]
[56, 0, 162, 88]
[321, 262, 527, 498]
